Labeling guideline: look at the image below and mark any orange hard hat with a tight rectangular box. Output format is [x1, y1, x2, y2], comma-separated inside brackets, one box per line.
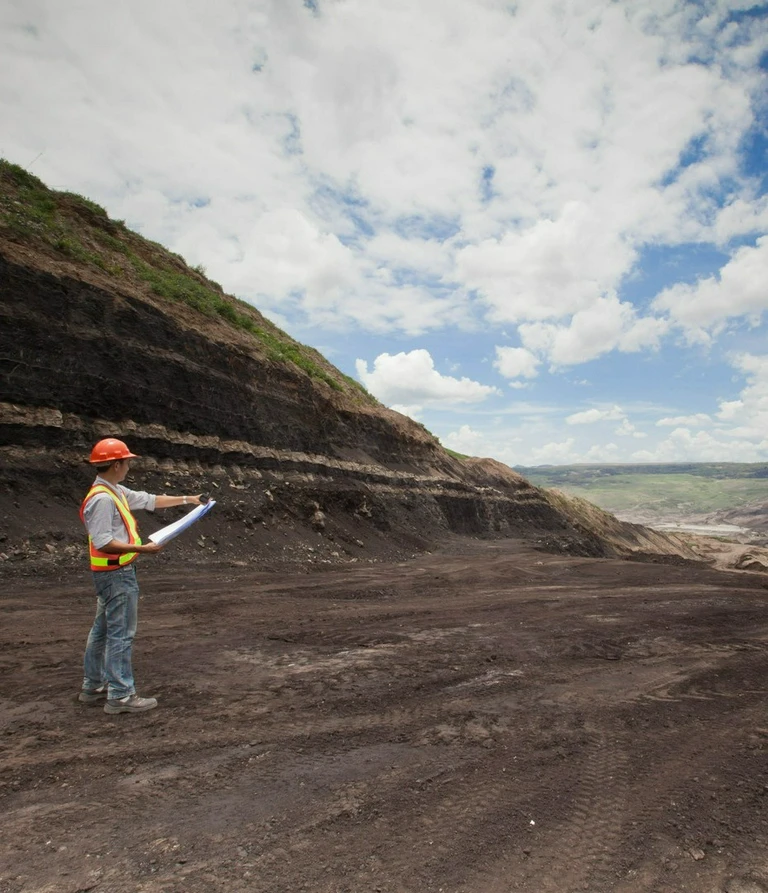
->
[88, 438, 140, 465]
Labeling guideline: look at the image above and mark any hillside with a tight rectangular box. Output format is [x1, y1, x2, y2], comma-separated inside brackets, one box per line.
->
[0, 161, 736, 572]
[711, 498, 768, 532]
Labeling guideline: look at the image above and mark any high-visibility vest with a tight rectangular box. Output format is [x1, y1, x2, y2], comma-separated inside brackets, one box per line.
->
[79, 484, 142, 572]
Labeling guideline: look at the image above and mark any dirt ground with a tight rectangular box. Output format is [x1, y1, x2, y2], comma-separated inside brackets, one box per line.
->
[2, 539, 768, 893]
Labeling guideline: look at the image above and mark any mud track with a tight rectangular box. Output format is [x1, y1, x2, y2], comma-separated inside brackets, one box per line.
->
[2, 540, 768, 893]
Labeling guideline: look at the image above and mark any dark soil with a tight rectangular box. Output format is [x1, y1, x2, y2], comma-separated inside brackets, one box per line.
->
[2, 539, 768, 893]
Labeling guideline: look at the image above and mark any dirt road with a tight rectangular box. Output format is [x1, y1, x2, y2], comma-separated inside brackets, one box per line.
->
[2, 540, 768, 893]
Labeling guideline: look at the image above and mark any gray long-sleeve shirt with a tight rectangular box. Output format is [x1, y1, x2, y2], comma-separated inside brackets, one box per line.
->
[82, 476, 156, 549]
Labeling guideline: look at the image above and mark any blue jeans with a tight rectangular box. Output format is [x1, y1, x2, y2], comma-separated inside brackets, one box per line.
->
[83, 565, 140, 700]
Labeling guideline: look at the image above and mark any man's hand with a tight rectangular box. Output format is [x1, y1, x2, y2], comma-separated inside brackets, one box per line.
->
[154, 493, 207, 509]
[140, 542, 165, 554]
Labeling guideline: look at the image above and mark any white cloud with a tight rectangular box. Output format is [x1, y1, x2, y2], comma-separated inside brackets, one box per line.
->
[364, 232, 454, 281]
[585, 442, 621, 462]
[356, 349, 499, 408]
[518, 296, 668, 367]
[714, 197, 768, 244]
[456, 202, 636, 324]
[656, 413, 712, 427]
[717, 400, 744, 421]
[710, 353, 768, 444]
[615, 419, 647, 438]
[441, 424, 528, 463]
[221, 208, 357, 303]
[494, 346, 539, 381]
[566, 406, 625, 425]
[441, 424, 488, 456]
[653, 236, 768, 340]
[528, 438, 578, 465]
[390, 404, 424, 421]
[632, 427, 765, 463]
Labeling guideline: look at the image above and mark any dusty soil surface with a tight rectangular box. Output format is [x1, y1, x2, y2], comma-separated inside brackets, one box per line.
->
[684, 537, 768, 575]
[2, 540, 768, 893]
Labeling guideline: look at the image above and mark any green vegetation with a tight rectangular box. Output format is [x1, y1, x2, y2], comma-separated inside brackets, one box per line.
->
[516, 463, 768, 517]
[0, 157, 379, 398]
[0, 161, 48, 193]
[444, 448, 468, 460]
[341, 373, 372, 399]
[0, 162, 59, 238]
[60, 191, 109, 218]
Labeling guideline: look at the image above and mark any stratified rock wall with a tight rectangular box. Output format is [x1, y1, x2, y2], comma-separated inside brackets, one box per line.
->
[0, 252, 450, 471]
[0, 243, 702, 573]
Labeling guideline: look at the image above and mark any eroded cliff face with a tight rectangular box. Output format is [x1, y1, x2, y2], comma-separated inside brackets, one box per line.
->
[0, 177, 701, 575]
[1, 244, 592, 571]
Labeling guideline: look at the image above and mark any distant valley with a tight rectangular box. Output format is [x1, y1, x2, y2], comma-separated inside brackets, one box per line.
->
[515, 463, 768, 541]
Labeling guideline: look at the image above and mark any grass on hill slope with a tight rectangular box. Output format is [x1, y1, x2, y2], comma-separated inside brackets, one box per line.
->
[0, 158, 376, 401]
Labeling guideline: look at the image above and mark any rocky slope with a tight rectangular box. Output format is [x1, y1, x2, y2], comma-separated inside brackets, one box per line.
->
[704, 499, 768, 534]
[0, 161, 713, 574]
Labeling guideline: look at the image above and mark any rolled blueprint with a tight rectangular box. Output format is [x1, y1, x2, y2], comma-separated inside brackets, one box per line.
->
[148, 500, 216, 546]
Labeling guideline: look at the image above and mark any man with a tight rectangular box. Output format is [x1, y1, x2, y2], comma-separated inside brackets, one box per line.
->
[79, 437, 202, 715]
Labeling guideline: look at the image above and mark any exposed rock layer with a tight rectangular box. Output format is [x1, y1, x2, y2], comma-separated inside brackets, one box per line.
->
[0, 239, 704, 574]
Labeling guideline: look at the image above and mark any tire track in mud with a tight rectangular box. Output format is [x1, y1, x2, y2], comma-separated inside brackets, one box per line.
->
[30, 672, 527, 889]
[472, 732, 631, 893]
[278, 752, 535, 893]
[268, 726, 630, 893]
[225, 682, 536, 891]
[638, 647, 768, 706]
[136, 743, 528, 893]
[609, 696, 768, 892]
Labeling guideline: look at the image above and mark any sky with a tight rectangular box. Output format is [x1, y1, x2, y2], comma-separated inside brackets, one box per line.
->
[2, 0, 768, 467]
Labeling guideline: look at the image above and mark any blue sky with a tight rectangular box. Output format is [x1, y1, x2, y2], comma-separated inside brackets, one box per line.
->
[2, 0, 768, 465]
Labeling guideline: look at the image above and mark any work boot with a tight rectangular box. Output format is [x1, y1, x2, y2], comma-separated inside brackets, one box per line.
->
[78, 684, 108, 705]
[104, 694, 158, 714]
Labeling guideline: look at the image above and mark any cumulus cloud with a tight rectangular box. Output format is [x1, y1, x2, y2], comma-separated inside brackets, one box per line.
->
[518, 297, 668, 367]
[356, 349, 499, 408]
[714, 197, 768, 244]
[632, 427, 765, 463]
[528, 438, 578, 465]
[585, 442, 621, 462]
[456, 203, 636, 324]
[494, 346, 539, 381]
[441, 424, 488, 456]
[717, 400, 744, 421]
[220, 208, 357, 303]
[441, 424, 528, 464]
[653, 237, 768, 340]
[389, 404, 425, 422]
[711, 353, 768, 445]
[566, 406, 625, 425]
[615, 419, 647, 438]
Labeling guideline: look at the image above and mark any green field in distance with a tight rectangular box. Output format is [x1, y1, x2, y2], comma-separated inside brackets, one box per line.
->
[515, 463, 768, 517]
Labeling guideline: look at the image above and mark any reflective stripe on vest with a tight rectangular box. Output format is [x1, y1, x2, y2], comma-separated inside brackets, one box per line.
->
[79, 484, 142, 572]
